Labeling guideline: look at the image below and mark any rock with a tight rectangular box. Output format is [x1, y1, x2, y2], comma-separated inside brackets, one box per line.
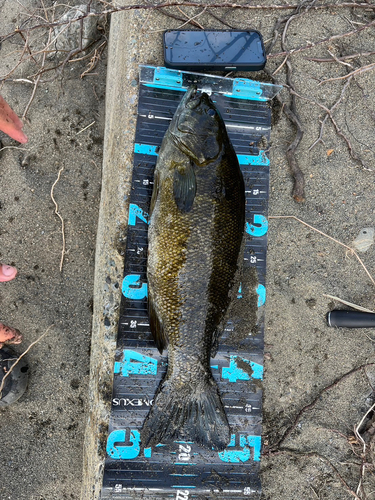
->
[51, 5, 97, 59]
[352, 227, 374, 253]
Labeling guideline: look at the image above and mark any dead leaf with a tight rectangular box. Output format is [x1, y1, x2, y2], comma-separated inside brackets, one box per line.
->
[327, 149, 334, 156]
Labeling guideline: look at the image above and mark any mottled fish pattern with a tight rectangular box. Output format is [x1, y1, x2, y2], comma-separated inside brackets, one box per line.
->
[142, 86, 245, 451]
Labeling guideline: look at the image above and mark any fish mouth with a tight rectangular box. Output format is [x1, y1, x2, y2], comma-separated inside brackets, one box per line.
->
[176, 87, 203, 135]
[184, 86, 201, 110]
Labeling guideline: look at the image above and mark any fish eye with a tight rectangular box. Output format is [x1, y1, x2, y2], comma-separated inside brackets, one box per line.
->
[207, 108, 216, 116]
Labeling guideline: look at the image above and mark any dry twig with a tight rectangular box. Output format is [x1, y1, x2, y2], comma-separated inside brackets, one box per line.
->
[176, 5, 206, 30]
[268, 1, 319, 202]
[265, 362, 375, 453]
[76, 120, 95, 135]
[355, 401, 375, 497]
[291, 82, 370, 170]
[50, 166, 66, 272]
[268, 18, 375, 59]
[319, 61, 375, 85]
[157, 7, 204, 28]
[306, 50, 375, 63]
[22, 28, 52, 120]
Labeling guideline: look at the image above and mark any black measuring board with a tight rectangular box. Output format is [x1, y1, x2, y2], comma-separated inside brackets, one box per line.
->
[101, 66, 281, 500]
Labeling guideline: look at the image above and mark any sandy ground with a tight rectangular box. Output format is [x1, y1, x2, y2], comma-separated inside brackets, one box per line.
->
[0, 1, 106, 498]
[1, 1, 375, 499]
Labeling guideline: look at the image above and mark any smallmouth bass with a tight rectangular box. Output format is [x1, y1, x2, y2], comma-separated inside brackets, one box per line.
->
[142, 86, 245, 451]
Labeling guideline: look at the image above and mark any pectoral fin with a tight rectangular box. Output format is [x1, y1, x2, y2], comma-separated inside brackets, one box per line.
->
[173, 160, 196, 212]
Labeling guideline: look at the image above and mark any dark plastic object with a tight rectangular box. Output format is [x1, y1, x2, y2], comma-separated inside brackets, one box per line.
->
[327, 309, 375, 328]
[0, 346, 29, 406]
[164, 30, 267, 72]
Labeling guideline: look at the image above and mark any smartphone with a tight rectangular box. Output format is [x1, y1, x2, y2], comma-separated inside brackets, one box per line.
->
[163, 30, 266, 72]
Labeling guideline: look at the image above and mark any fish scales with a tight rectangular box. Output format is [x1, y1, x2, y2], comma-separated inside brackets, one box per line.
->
[142, 86, 245, 451]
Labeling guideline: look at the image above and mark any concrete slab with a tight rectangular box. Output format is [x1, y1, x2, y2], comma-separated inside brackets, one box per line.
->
[81, 4, 163, 498]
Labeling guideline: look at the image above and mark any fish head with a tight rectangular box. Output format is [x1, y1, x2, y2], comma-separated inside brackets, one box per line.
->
[170, 86, 225, 166]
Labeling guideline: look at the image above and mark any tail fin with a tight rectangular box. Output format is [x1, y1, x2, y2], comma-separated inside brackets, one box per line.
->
[141, 372, 230, 451]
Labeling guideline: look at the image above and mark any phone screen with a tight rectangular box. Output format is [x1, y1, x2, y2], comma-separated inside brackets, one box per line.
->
[164, 30, 266, 70]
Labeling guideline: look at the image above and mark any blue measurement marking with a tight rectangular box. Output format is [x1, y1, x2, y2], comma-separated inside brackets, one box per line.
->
[170, 474, 198, 477]
[238, 283, 266, 307]
[246, 214, 268, 237]
[237, 153, 269, 166]
[134, 144, 159, 155]
[135, 143, 269, 166]
[128, 203, 149, 225]
[107, 429, 140, 460]
[171, 486, 196, 488]
[222, 355, 263, 382]
[143, 83, 186, 92]
[114, 350, 157, 377]
[218, 434, 261, 463]
[122, 274, 148, 299]
[256, 284, 266, 307]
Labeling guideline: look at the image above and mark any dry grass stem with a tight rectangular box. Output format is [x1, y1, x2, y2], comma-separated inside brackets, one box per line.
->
[324, 294, 375, 314]
[269, 216, 375, 287]
[76, 120, 95, 135]
[0, 146, 29, 153]
[207, 10, 235, 28]
[162, 7, 204, 29]
[0, 33, 30, 81]
[176, 5, 205, 29]
[280, 6, 307, 202]
[0, 325, 54, 397]
[79, 40, 107, 78]
[50, 166, 66, 272]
